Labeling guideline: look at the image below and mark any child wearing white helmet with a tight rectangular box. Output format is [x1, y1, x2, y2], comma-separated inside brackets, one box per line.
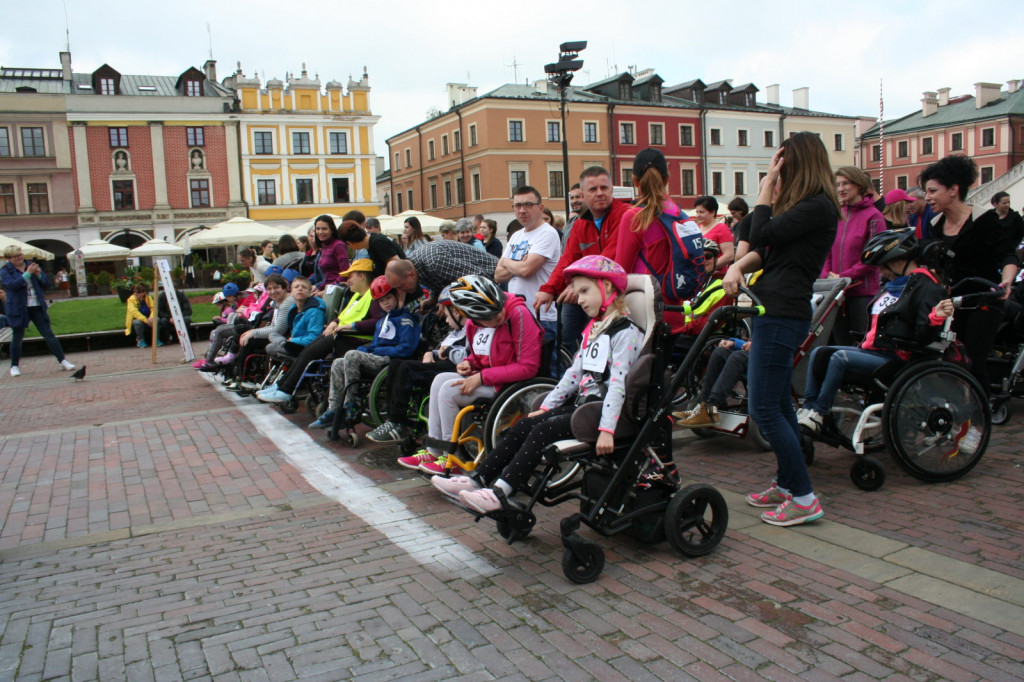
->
[433, 256, 645, 515]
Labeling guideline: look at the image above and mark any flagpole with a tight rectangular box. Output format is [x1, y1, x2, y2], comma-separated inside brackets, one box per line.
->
[879, 78, 885, 195]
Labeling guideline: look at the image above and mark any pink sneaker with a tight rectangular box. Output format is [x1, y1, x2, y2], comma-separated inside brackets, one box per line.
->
[397, 450, 435, 471]
[761, 498, 824, 527]
[192, 359, 210, 369]
[431, 475, 478, 500]
[419, 456, 464, 476]
[458, 488, 502, 514]
[746, 483, 792, 508]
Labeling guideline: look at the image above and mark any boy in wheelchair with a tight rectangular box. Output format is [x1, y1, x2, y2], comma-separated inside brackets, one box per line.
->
[363, 286, 469, 442]
[397, 274, 543, 475]
[797, 229, 953, 433]
[673, 334, 751, 427]
[429, 257, 644, 514]
[309, 276, 420, 427]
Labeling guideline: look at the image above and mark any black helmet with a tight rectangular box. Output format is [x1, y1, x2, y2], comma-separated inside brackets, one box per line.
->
[448, 274, 504, 320]
[861, 228, 918, 267]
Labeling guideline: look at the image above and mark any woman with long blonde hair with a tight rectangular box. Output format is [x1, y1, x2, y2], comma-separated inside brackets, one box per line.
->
[722, 132, 839, 527]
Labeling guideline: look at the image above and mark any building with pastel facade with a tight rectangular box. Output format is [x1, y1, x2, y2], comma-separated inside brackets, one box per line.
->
[223, 64, 380, 227]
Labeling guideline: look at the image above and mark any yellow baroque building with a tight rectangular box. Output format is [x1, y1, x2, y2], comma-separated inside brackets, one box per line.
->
[224, 64, 380, 226]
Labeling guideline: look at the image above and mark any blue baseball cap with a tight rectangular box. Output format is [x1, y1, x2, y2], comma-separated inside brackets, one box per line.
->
[222, 282, 239, 297]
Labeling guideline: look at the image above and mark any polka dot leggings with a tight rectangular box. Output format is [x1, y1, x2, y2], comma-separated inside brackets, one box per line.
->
[474, 403, 577, 492]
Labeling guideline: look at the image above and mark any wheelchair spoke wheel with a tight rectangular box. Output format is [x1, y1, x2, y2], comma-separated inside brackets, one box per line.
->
[850, 456, 886, 491]
[883, 362, 990, 483]
[561, 538, 605, 584]
[368, 367, 390, 427]
[483, 379, 556, 452]
[665, 484, 728, 557]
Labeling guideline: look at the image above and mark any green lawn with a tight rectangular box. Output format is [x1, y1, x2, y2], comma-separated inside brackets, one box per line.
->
[25, 292, 218, 337]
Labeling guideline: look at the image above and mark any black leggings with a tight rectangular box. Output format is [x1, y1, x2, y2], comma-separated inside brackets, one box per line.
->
[954, 305, 1002, 395]
[386, 357, 455, 424]
[474, 403, 576, 491]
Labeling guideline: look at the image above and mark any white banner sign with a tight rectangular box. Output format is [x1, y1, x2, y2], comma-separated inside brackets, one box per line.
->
[156, 259, 195, 361]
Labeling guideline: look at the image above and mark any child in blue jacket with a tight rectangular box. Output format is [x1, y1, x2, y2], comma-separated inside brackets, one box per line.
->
[318, 276, 421, 424]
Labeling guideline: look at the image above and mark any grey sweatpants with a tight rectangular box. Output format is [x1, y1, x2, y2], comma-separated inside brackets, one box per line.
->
[328, 350, 390, 411]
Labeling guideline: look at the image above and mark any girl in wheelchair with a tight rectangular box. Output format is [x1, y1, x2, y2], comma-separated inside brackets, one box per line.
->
[430, 256, 644, 514]
[798, 228, 953, 433]
[364, 286, 469, 443]
[398, 274, 544, 475]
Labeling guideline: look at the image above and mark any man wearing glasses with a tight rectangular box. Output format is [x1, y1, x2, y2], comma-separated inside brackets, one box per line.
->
[495, 186, 562, 345]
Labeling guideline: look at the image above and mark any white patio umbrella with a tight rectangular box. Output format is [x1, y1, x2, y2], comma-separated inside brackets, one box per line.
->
[0, 235, 55, 260]
[289, 214, 343, 238]
[380, 210, 448, 236]
[76, 239, 131, 261]
[186, 216, 286, 248]
[129, 239, 187, 258]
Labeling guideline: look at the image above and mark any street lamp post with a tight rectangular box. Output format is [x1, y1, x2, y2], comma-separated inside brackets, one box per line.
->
[545, 41, 587, 221]
[544, 41, 586, 376]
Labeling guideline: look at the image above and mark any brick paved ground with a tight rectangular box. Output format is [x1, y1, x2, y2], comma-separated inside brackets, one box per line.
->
[0, 345, 1022, 681]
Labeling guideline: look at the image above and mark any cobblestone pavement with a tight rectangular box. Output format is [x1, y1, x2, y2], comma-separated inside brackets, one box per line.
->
[0, 345, 1022, 681]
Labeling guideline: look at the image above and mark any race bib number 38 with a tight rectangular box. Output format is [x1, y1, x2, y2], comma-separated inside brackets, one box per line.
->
[581, 336, 610, 372]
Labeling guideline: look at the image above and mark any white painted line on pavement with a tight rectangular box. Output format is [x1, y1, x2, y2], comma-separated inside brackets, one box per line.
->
[202, 374, 497, 578]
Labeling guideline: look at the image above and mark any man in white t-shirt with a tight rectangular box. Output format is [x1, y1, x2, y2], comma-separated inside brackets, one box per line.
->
[495, 185, 561, 347]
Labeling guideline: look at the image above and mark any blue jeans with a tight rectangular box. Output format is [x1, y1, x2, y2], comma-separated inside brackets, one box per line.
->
[559, 303, 589, 354]
[10, 306, 66, 367]
[748, 316, 813, 497]
[539, 320, 560, 376]
[803, 346, 891, 415]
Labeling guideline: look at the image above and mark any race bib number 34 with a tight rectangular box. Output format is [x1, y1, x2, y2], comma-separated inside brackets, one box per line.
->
[472, 328, 495, 356]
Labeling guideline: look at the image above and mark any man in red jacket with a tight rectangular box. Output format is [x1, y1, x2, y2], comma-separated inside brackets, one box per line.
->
[533, 166, 631, 349]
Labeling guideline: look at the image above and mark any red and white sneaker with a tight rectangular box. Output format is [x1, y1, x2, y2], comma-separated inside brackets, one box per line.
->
[419, 455, 464, 476]
[745, 483, 792, 508]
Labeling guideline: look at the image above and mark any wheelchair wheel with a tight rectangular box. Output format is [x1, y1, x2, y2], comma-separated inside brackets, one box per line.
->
[664, 484, 728, 557]
[368, 367, 390, 426]
[482, 378, 557, 452]
[850, 456, 886, 491]
[561, 536, 605, 584]
[883, 361, 990, 483]
[991, 400, 1010, 426]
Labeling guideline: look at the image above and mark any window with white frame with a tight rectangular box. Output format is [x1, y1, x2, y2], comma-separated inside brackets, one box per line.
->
[332, 178, 350, 203]
[0, 183, 15, 214]
[679, 124, 694, 146]
[109, 127, 128, 147]
[186, 126, 204, 147]
[584, 121, 598, 143]
[0, 128, 9, 157]
[737, 129, 749, 147]
[650, 123, 664, 146]
[709, 128, 722, 146]
[329, 131, 348, 154]
[547, 121, 561, 143]
[295, 179, 314, 204]
[619, 122, 635, 145]
[508, 120, 524, 142]
[257, 179, 276, 205]
[190, 179, 210, 207]
[112, 180, 134, 210]
[292, 132, 311, 155]
[254, 131, 273, 155]
[21, 127, 45, 157]
[734, 172, 745, 195]
[711, 172, 723, 195]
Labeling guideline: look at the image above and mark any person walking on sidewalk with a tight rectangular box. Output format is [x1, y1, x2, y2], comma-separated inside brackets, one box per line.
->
[1, 245, 75, 377]
[722, 132, 838, 527]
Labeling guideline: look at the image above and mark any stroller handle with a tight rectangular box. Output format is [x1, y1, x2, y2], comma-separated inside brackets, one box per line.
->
[665, 285, 764, 318]
[951, 277, 1004, 309]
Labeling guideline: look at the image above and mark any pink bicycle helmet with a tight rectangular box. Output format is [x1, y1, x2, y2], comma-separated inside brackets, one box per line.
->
[563, 255, 628, 293]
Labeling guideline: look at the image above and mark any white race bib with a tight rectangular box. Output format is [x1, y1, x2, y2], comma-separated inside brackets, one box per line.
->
[871, 291, 899, 315]
[378, 316, 396, 340]
[472, 327, 495, 356]
[581, 335, 610, 372]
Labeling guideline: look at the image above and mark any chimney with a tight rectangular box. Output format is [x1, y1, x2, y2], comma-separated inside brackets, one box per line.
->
[446, 83, 478, 108]
[938, 87, 951, 105]
[975, 82, 1002, 109]
[59, 51, 72, 81]
[203, 59, 217, 83]
[792, 86, 809, 110]
[922, 91, 938, 117]
[1008, 80, 1020, 94]
[532, 79, 548, 94]
[766, 84, 780, 106]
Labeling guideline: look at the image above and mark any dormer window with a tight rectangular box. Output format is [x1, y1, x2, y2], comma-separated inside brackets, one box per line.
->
[91, 64, 121, 95]
[651, 83, 662, 102]
[99, 78, 115, 95]
[618, 81, 631, 100]
[185, 80, 201, 96]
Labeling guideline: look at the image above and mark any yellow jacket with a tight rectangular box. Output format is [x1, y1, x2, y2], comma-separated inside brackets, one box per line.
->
[125, 294, 155, 335]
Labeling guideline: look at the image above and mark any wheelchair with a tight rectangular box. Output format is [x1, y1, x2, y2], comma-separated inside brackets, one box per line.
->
[681, 277, 854, 452]
[467, 277, 763, 584]
[801, 280, 1001, 490]
[418, 338, 572, 473]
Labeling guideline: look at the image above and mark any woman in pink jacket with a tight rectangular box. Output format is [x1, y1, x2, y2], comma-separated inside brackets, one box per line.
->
[398, 274, 543, 475]
[823, 166, 885, 345]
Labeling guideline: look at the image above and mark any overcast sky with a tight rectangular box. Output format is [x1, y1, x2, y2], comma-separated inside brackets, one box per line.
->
[4, 0, 1024, 161]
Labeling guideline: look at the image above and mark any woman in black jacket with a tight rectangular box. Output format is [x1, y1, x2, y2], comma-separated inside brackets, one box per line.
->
[723, 132, 839, 527]
[920, 156, 1019, 394]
